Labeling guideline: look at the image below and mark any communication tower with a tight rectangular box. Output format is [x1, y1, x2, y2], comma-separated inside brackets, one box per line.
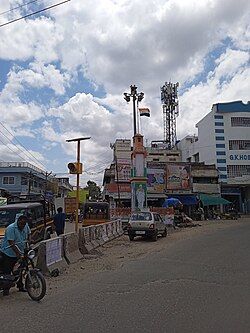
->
[160, 82, 179, 149]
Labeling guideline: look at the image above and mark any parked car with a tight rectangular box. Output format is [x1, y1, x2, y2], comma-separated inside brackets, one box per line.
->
[127, 211, 167, 241]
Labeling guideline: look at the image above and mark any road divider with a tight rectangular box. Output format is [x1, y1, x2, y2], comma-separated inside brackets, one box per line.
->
[36, 220, 124, 274]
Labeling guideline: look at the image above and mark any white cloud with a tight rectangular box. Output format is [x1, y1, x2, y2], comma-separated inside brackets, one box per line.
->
[0, 0, 249, 185]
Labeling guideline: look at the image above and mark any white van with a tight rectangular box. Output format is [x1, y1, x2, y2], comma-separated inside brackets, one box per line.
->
[127, 211, 167, 241]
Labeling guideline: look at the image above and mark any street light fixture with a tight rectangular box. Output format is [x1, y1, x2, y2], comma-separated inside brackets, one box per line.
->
[124, 85, 144, 136]
[66, 136, 91, 233]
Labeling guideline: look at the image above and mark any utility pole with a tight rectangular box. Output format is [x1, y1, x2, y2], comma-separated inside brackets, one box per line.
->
[66, 137, 91, 233]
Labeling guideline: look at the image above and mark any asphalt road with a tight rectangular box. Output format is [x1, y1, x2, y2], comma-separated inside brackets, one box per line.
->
[1, 219, 250, 333]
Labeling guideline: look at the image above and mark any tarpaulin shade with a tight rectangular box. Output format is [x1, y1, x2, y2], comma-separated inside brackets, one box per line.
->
[199, 194, 231, 206]
[172, 195, 198, 206]
[162, 198, 182, 208]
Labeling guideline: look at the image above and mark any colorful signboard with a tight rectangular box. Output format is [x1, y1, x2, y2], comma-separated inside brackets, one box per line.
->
[166, 164, 191, 190]
[147, 168, 165, 193]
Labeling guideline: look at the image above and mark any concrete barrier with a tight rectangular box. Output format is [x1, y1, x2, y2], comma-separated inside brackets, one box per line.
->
[36, 236, 67, 275]
[90, 227, 99, 249]
[95, 225, 105, 246]
[111, 221, 119, 238]
[101, 224, 109, 243]
[106, 222, 114, 240]
[79, 227, 95, 254]
[63, 232, 83, 264]
[117, 219, 124, 236]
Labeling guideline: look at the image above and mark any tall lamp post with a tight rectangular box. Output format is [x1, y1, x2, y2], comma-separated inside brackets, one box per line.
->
[66, 136, 91, 233]
[124, 85, 144, 135]
[124, 85, 148, 212]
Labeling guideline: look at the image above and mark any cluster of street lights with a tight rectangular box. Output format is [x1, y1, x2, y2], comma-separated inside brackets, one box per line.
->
[124, 85, 144, 136]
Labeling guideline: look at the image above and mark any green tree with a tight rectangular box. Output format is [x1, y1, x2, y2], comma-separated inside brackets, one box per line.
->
[85, 180, 101, 201]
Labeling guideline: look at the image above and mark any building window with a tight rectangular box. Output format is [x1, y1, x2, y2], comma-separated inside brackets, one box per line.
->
[227, 165, 250, 178]
[21, 177, 28, 185]
[219, 175, 227, 179]
[217, 159, 226, 164]
[214, 115, 223, 119]
[2, 176, 15, 185]
[193, 153, 199, 162]
[216, 151, 226, 156]
[215, 129, 224, 133]
[218, 167, 227, 171]
[216, 144, 225, 148]
[231, 117, 250, 127]
[215, 122, 224, 126]
[216, 136, 225, 141]
[229, 140, 250, 150]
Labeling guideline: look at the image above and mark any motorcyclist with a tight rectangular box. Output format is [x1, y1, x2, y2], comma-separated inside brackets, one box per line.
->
[0, 215, 31, 296]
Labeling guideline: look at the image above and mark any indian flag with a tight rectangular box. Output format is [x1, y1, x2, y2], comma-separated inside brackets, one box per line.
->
[139, 108, 150, 117]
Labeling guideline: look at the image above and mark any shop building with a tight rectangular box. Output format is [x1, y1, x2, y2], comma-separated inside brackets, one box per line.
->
[177, 101, 250, 212]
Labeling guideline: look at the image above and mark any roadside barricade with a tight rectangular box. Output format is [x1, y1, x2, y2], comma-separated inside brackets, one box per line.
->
[36, 236, 67, 275]
[117, 219, 124, 236]
[101, 224, 109, 243]
[95, 225, 105, 246]
[63, 232, 82, 264]
[78, 226, 94, 254]
[106, 222, 114, 240]
[111, 221, 119, 238]
[90, 226, 100, 249]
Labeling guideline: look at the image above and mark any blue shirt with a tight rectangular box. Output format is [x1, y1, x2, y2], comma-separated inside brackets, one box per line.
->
[53, 212, 66, 232]
[1, 222, 31, 257]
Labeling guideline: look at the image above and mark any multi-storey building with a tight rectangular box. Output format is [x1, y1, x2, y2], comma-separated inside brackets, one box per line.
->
[177, 101, 250, 212]
[0, 162, 57, 201]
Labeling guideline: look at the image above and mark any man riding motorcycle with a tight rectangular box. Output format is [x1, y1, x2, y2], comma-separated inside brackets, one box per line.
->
[0, 215, 31, 296]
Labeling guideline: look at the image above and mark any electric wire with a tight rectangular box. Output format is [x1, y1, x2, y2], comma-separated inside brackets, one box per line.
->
[0, 0, 71, 28]
[0, 122, 47, 169]
[0, 0, 42, 16]
[0, 130, 45, 169]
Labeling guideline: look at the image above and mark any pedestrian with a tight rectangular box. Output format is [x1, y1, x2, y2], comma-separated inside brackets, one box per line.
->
[53, 207, 66, 236]
[0, 215, 31, 296]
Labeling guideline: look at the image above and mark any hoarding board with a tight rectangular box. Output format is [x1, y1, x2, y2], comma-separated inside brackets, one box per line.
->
[147, 168, 165, 193]
[64, 197, 76, 214]
[166, 164, 191, 190]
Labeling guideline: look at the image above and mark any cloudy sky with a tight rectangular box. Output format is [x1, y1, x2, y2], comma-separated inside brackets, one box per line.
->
[0, 0, 249, 186]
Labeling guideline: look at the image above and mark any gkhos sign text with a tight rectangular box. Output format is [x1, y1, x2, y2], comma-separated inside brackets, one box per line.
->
[229, 154, 250, 160]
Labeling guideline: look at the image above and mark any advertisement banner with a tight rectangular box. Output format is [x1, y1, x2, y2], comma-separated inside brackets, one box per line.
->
[147, 168, 165, 193]
[166, 164, 191, 190]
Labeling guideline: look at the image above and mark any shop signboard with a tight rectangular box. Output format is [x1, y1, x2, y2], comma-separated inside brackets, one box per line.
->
[166, 164, 191, 190]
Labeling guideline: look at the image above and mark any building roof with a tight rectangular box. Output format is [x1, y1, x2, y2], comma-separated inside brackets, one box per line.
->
[213, 101, 250, 113]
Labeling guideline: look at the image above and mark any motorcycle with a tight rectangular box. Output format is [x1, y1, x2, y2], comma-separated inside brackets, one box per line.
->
[0, 245, 46, 301]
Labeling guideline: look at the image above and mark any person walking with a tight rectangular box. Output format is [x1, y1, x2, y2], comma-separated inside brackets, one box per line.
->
[0, 215, 31, 296]
[53, 207, 66, 236]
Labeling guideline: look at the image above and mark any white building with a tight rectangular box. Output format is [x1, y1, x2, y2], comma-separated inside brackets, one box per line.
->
[178, 101, 250, 212]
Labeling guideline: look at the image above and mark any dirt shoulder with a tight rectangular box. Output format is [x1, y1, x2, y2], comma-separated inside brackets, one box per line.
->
[47, 218, 249, 294]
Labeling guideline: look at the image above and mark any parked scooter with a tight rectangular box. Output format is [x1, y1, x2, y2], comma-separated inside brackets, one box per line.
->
[0, 245, 46, 301]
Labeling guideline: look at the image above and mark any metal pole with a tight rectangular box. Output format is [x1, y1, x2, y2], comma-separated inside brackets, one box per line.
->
[133, 95, 137, 136]
[75, 140, 80, 233]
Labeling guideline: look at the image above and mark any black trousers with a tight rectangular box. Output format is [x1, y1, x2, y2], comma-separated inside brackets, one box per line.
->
[1, 252, 17, 274]
[0, 252, 23, 291]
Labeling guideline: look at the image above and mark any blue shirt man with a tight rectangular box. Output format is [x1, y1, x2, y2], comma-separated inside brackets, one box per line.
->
[53, 207, 66, 236]
[1, 219, 31, 257]
[0, 215, 31, 296]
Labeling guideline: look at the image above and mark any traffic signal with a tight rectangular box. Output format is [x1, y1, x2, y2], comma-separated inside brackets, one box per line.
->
[67, 162, 83, 174]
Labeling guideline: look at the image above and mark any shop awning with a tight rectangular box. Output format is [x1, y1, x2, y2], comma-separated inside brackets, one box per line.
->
[172, 195, 198, 206]
[199, 194, 231, 206]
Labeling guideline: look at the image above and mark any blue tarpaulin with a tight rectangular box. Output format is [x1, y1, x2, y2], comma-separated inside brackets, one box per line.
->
[171, 195, 198, 206]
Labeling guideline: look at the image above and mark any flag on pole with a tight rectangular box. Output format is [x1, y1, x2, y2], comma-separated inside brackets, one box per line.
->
[139, 108, 150, 117]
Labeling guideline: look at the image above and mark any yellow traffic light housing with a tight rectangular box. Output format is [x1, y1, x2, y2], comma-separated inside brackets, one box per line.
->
[68, 162, 83, 174]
